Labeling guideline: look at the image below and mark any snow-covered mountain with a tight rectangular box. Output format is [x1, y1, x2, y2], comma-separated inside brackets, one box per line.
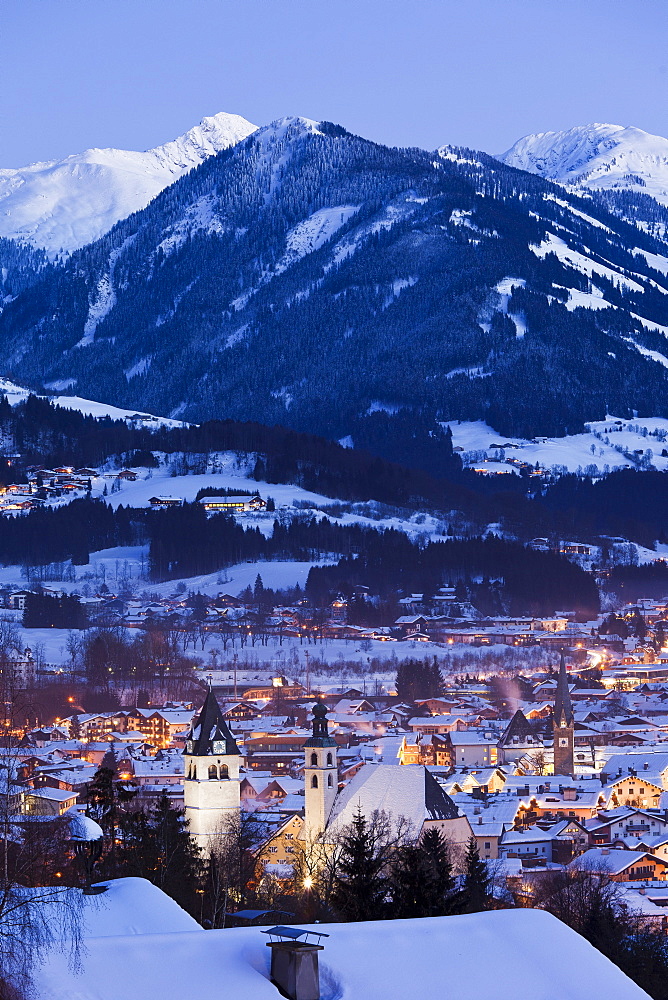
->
[0, 112, 257, 255]
[4, 113, 668, 450]
[498, 123, 668, 205]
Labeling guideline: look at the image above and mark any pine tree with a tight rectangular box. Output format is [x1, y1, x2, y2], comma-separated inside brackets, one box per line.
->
[455, 837, 491, 914]
[331, 809, 390, 921]
[395, 657, 443, 703]
[148, 794, 203, 912]
[391, 828, 453, 918]
[114, 795, 202, 916]
[420, 827, 454, 910]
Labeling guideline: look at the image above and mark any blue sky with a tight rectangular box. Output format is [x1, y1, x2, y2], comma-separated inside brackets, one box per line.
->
[1, 0, 666, 166]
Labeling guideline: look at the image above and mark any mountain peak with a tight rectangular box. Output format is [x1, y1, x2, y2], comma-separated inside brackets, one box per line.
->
[0, 111, 257, 254]
[498, 122, 668, 204]
[149, 111, 257, 165]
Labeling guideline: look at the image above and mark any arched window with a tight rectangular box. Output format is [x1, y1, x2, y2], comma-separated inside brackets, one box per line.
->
[220, 763, 229, 779]
[326, 752, 333, 766]
[192, 766, 197, 780]
[310, 752, 318, 766]
[327, 774, 333, 787]
[311, 775, 318, 788]
[208, 765, 217, 780]
[187, 765, 192, 780]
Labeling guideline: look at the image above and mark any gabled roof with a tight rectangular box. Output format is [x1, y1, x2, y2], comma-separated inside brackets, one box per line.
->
[185, 688, 240, 757]
[499, 709, 534, 746]
[327, 764, 460, 835]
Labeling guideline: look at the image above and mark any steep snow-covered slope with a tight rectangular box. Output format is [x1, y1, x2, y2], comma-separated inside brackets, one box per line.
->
[498, 123, 668, 205]
[0, 376, 185, 427]
[0, 112, 257, 255]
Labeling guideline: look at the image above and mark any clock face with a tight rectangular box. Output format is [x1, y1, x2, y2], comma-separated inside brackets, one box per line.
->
[559, 738, 569, 747]
[212, 740, 225, 754]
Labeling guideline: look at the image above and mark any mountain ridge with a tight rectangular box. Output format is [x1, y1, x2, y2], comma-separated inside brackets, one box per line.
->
[498, 122, 668, 205]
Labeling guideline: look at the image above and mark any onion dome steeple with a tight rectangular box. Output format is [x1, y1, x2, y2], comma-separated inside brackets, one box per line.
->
[304, 701, 337, 748]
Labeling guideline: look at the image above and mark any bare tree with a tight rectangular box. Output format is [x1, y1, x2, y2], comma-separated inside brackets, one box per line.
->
[205, 810, 270, 927]
[1, 683, 83, 997]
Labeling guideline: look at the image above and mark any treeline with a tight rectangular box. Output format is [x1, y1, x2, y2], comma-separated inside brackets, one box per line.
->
[607, 562, 668, 602]
[23, 592, 87, 629]
[148, 505, 408, 581]
[541, 470, 668, 548]
[306, 534, 600, 615]
[0, 497, 140, 567]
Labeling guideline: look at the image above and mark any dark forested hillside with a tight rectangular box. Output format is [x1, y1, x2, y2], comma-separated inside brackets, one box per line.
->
[0, 237, 48, 303]
[1, 117, 668, 457]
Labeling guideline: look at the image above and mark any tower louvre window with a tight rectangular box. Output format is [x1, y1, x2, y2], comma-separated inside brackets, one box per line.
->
[328, 774, 333, 787]
[208, 765, 217, 780]
[311, 752, 318, 766]
[327, 752, 333, 766]
[220, 764, 229, 779]
[311, 775, 318, 788]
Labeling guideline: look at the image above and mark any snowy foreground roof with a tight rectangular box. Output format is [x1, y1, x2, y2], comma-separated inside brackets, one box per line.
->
[34, 878, 649, 1000]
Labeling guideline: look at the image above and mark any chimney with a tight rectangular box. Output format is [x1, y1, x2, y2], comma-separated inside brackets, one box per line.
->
[263, 927, 327, 1000]
[601, 848, 610, 855]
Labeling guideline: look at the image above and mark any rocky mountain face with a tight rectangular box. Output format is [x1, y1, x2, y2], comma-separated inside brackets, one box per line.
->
[1, 116, 668, 464]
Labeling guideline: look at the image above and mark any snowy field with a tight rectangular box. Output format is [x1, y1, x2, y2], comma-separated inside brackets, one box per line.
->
[450, 414, 668, 474]
[33, 878, 649, 1000]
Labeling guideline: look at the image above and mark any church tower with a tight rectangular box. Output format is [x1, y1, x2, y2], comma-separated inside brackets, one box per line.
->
[183, 685, 241, 852]
[303, 702, 338, 839]
[552, 650, 574, 777]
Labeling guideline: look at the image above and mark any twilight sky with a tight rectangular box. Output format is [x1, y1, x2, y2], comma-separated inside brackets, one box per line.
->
[1, 0, 666, 167]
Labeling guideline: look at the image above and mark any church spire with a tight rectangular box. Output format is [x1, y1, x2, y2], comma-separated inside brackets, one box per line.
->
[185, 687, 240, 757]
[554, 650, 573, 728]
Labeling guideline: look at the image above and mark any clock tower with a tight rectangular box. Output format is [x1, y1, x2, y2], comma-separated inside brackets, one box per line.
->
[552, 650, 574, 777]
[183, 684, 241, 852]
